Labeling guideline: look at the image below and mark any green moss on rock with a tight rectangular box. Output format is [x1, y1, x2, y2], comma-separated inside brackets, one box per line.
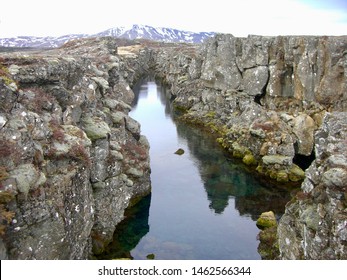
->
[269, 170, 278, 180]
[276, 170, 289, 182]
[205, 111, 216, 118]
[289, 164, 305, 181]
[243, 154, 257, 166]
[300, 205, 321, 231]
[173, 103, 189, 113]
[174, 148, 185, 155]
[146, 253, 155, 259]
[81, 116, 111, 141]
[256, 165, 264, 174]
[232, 142, 249, 158]
[0, 63, 17, 87]
[257, 226, 279, 259]
[256, 211, 277, 229]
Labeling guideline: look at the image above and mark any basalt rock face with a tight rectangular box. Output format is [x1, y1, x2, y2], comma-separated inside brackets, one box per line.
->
[278, 112, 347, 259]
[149, 34, 347, 259]
[0, 37, 151, 259]
[153, 34, 347, 184]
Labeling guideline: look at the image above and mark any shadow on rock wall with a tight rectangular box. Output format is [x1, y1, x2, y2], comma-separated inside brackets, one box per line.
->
[95, 194, 151, 260]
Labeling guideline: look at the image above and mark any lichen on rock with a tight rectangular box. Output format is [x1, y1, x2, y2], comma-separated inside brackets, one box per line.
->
[0, 37, 151, 259]
[81, 116, 111, 141]
[278, 112, 347, 259]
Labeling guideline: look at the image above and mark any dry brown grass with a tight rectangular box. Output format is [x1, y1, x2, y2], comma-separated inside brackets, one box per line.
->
[117, 45, 142, 57]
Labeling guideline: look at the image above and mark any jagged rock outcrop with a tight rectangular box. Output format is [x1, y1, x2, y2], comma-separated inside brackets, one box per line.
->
[148, 34, 347, 259]
[0, 37, 150, 259]
[152, 34, 347, 184]
[278, 112, 347, 259]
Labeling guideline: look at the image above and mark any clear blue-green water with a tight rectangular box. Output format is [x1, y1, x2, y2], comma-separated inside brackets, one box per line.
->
[98, 80, 292, 260]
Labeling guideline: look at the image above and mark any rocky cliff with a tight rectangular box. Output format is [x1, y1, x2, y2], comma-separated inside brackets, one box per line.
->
[0, 37, 151, 259]
[149, 34, 347, 259]
[153, 35, 347, 183]
[0, 34, 346, 259]
[278, 112, 347, 259]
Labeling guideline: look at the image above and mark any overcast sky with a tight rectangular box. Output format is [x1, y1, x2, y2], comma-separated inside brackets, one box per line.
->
[0, 0, 346, 38]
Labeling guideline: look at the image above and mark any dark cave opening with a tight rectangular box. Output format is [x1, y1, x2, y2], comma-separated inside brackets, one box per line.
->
[293, 144, 316, 170]
[254, 69, 270, 106]
[254, 84, 268, 106]
[254, 92, 265, 106]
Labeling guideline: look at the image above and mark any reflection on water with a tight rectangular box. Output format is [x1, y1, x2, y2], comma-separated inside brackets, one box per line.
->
[96, 194, 151, 259]
[98, 79, 293, 260]
[177, 123, 293, 219]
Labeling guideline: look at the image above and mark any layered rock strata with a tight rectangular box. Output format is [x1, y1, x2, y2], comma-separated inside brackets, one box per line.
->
[0, 38, 151, 259]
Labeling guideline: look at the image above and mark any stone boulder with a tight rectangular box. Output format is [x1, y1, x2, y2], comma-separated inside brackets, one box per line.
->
[200, 35, 242, 91]
[243, 66, 269, 96]
[256, 211, 277, 229]
[292, 114, 315, 156]
[81, 116, 111, 141]
[8, 164, 46, 199]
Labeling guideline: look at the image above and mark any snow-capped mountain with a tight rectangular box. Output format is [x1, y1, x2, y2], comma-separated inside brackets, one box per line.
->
[0, 25, 215, 48]
[96, 24, 215, 43]
[0, 34, 90, 49]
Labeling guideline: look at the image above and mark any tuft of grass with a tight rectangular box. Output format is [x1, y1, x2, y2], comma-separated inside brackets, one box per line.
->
[0, 61, 16, 87]
[0, 166, 9, 181]
[0, 139, 21, 166]
[121, 141, 147, 162]
[0, 191, 15, 236]
[69, 144, 91, 167]
[50, 124, 66, 144]
[26, 87, 55, 113]
[205, 111, 216, 118]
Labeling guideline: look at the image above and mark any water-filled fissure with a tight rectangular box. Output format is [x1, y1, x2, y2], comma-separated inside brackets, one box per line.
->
[98, 79, 292, 260]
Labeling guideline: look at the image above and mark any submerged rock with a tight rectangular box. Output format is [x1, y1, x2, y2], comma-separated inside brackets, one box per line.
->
[174, 148, 185, 155]
[146, 253, 155, 259]
[256, 211, 279, 259]
[257, 226, 279, 260]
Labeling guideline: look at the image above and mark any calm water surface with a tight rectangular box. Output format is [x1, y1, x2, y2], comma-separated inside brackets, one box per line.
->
[99, 80, 292, 260]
